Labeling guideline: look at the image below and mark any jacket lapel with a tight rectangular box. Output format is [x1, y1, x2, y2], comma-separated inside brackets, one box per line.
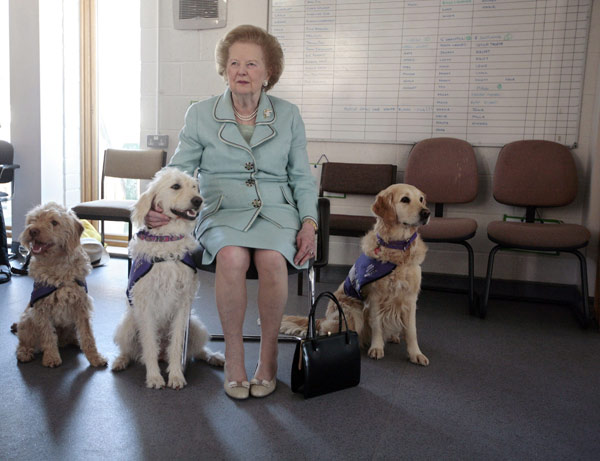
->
[251, 95, 276, 147]
[214, 89, 276, 150]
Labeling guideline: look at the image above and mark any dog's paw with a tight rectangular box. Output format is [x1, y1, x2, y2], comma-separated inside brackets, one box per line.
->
[111, 355, 130, 372]
[146, 374, 166, 389]
[16, 347, 35, 363]
[88, 354, 108, 368]
[207, 351, 225, 367]
[167, 373, 187, 390]
[42, 352, 62, 368]
[368, 346, 385, 360]
[409, 352, 429, 366]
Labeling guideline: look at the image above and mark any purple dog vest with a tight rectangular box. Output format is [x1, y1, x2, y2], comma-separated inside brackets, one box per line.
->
[30, 279, 88, 307]
[343, 254, 396, 301]
[126, 252, 197, 306]
[342, 233, 418, 301]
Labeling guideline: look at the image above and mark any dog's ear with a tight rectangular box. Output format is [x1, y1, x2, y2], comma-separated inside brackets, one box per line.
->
[131, 189, 154, 228]
[372, 192, 397, 226]
[18, 206, 39, 247]
[74, 217, 84, 237]
[65, 214, 85, 253]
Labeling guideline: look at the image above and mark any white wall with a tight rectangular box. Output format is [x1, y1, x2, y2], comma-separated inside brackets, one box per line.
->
[140, 0, 268, 148]
[9, 0, 42, 246]
[142, 0, 600, 293]
[9, 0, 81, 248]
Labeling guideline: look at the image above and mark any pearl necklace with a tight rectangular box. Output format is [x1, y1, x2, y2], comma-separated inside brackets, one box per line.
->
[233, 105, 258, 121]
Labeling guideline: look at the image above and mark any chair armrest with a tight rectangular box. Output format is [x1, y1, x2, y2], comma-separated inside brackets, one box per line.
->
[0, 164, 20, 170]
[0, 163, 20, 179]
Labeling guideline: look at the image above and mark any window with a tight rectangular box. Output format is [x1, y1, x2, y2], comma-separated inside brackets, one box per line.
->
[96, 0, 140, 242]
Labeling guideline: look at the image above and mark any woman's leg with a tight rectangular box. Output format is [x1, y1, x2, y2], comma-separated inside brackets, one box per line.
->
[253, 249, 288, 381]
[215, 246, 251, 383]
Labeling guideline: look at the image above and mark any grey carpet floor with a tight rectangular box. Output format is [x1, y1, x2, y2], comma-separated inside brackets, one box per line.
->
[1, 258, 599, 461]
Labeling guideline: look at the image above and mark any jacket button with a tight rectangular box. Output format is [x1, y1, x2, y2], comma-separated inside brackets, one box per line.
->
[245, 162, 254, 170]
[246, 179, 255, 187]
[252, 199, 261, 208]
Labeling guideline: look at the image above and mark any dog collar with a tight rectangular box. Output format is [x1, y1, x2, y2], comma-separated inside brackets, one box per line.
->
[137, 229, 185, 242]
[376, 232, 418, 251]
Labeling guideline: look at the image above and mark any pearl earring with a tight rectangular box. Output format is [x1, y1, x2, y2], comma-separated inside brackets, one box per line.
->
[263, 80, 268, 87]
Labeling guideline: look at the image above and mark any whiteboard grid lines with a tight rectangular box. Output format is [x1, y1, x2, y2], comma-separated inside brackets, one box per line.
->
[269, 0, 591, 147]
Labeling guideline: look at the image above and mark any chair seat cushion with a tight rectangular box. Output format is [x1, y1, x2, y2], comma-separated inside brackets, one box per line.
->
[487, 221, 590, 251]
[330, 214, 375, 237]
[418, 217, 477, 242]
[72, 200, 136, 220]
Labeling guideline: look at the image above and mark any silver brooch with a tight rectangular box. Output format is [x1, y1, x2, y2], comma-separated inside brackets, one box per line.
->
[263, 108, 272, 118]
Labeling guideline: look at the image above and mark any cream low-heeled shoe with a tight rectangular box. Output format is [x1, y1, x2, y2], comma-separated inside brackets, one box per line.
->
[224, 372, 250, 400]
[249, 377, 277, 398]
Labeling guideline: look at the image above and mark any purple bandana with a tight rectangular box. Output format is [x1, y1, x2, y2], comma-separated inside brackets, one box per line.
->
[376, 232, 418, 251]
[137, 229, 185, 242]
[343, 254, 396, 301]
[30, 279, 88, 307]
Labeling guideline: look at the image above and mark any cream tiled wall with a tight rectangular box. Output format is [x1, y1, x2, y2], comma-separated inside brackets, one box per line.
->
[141, 0, 600, 291]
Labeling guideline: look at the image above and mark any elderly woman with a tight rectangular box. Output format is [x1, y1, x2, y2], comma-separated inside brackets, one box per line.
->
[146, 25, 318, 399]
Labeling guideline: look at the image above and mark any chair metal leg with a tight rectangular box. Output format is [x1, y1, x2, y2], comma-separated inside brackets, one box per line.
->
[481, 245, 501, 319]
[181, 310, 190, 373]
[307, 264, 316, 309]
[459, 241, 479, 316]
[127, 221, 133, 275]
[100, 220, 105, 245]
[569, 249, 590, 328]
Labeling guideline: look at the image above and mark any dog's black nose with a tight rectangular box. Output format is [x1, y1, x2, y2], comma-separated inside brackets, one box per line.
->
[191, 196, 203, 208]
[420, 209, 431, 221]
[29, 228, 39, 238]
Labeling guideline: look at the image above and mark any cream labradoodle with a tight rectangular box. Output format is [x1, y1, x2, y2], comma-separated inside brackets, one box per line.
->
[112, 168, 224, 389]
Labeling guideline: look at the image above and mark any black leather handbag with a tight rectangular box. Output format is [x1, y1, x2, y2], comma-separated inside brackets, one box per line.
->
[291, 291, 361, 399]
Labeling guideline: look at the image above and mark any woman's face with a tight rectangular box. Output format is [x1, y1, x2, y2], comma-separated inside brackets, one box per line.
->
[226, 41, 270, 99]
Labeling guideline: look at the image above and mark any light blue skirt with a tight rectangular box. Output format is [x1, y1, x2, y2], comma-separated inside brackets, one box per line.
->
[199, 216, 306, 269]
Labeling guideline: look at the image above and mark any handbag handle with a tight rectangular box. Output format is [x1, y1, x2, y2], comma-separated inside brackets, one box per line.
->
[307, 291, 352, 343]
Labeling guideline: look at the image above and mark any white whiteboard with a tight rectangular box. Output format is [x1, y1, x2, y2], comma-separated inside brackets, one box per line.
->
[268, 0, 592, 147]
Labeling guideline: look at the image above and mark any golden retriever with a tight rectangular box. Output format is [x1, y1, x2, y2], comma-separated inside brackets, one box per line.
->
[14, 202, 107, 368]
[281, 184, 431, 365]
[111, 168, 224, 389]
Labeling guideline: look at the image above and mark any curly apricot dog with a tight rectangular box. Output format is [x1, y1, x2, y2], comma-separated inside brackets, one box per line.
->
[14, 202, 107, 368]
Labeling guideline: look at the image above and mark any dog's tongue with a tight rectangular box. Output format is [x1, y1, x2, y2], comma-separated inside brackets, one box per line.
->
[32, 243, 45, 254]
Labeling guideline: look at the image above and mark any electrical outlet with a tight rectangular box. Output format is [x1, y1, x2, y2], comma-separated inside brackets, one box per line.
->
[147, 134, 169, 148]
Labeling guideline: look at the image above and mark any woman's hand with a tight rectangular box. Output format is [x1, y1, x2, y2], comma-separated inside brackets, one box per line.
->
[294, 221, 317, 266]
[145, 204, 171, 229]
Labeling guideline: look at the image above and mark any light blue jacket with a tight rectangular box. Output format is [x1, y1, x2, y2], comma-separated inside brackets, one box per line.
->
[169, 88, 318, 238]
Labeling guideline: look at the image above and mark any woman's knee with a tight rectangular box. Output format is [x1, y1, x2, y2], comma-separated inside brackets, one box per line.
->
[254, 250, 287, 278]
[216, 246, 251, 274]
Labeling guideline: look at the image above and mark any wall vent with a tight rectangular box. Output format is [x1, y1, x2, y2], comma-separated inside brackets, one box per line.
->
[173, 0, 227, 30]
